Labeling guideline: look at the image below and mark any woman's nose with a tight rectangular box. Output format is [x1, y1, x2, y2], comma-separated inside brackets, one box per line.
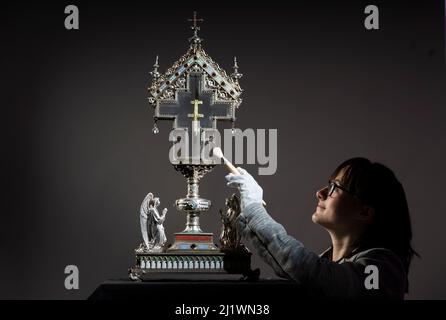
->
[316, 186, 328, 200]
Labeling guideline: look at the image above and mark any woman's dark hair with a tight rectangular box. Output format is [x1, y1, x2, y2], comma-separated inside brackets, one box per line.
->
[329, 157, 419, 274]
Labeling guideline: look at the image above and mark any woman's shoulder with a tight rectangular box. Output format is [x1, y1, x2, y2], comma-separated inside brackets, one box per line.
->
[349, 247, 405, 271]
[351, 247, 402, 261]
[348, 247, 408, 299]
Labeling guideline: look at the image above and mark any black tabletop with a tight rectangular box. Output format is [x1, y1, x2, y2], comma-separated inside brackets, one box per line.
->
[89, 277, 303, 302]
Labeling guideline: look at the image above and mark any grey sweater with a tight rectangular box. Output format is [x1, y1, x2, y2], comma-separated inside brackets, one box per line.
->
[236, 203, 408, 300]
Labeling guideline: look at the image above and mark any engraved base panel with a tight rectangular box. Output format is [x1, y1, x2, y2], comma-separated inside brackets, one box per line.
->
[129, 249, 254, 281]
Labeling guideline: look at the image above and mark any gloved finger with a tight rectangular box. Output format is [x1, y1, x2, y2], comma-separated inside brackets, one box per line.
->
[237, 167, 255, 181]
[225, 174, 247, 183]
[226, 176, 246, 185]
[226, 181, 241, 188]
[225, 174, 239, 182]
[239, 167, 258, 182]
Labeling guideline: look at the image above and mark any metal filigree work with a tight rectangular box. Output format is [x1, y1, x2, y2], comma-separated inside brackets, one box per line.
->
[219, 193, 243, 250]
[147, 28, 243, 131]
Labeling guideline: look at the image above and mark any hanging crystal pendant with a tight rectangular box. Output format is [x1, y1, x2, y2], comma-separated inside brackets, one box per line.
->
[152, 122, 159, 134]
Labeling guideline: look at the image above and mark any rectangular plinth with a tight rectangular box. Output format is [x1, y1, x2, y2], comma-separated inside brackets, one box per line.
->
[129, 249, 255, 281]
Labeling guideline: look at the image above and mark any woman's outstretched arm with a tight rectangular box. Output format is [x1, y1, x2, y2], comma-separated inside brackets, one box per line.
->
[236, 203, 406, 300]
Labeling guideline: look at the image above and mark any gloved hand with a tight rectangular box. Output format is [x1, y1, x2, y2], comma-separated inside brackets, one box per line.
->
[225, 167, 263, 211]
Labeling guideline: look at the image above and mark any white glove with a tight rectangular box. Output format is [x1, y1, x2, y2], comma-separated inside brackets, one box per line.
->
[225, 167, 263, 211]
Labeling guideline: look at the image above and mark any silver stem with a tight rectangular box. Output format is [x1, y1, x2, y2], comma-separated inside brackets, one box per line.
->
[184, 175, 202, 232]
[184, 212, 202, 233]
[174, 164, 215, 234]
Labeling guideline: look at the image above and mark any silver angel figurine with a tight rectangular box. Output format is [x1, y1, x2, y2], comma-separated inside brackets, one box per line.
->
[219, 193, 242, 250]
[139, 192, 168, 252]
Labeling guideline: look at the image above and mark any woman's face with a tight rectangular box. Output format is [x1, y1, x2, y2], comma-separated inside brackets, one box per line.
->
[312, 168, 366, 234]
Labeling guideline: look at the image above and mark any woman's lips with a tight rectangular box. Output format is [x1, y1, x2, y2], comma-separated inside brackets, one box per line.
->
[317, 203, 325, 209]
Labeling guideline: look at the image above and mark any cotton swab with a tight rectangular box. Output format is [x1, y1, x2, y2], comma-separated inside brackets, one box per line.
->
[213, 147, 267, 207]
[212, 147, 240, 175]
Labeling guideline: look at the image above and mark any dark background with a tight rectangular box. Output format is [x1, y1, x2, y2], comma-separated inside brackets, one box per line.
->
[1, 0, 445, 299]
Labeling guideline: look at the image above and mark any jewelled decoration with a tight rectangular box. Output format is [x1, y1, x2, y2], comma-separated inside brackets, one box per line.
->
[147, 12, 243, 133]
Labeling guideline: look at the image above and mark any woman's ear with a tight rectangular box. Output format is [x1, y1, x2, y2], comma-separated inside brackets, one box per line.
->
[359, 205, 375, 223]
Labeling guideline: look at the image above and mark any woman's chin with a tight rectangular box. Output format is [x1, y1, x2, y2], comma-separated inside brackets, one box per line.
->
[312, 211, 330, 227]
[311, 211, 320, 224]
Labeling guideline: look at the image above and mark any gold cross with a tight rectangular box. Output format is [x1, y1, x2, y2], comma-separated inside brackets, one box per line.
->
[188, 99, 204, 121]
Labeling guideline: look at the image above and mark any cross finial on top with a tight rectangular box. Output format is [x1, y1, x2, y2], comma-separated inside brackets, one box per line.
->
[188, 11, 204, 47]
[188, 11, 204, 31]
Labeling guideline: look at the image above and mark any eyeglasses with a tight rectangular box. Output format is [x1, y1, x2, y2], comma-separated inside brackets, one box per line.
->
[327, 180, 354, 197]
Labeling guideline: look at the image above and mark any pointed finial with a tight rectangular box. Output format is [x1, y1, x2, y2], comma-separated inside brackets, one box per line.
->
[188, 11, 204, 47]
[231, 57, 243, 82]
[149, 55, 160, 80]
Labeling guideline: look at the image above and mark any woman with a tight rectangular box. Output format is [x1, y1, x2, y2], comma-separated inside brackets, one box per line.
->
[225, 157, 418, 300]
